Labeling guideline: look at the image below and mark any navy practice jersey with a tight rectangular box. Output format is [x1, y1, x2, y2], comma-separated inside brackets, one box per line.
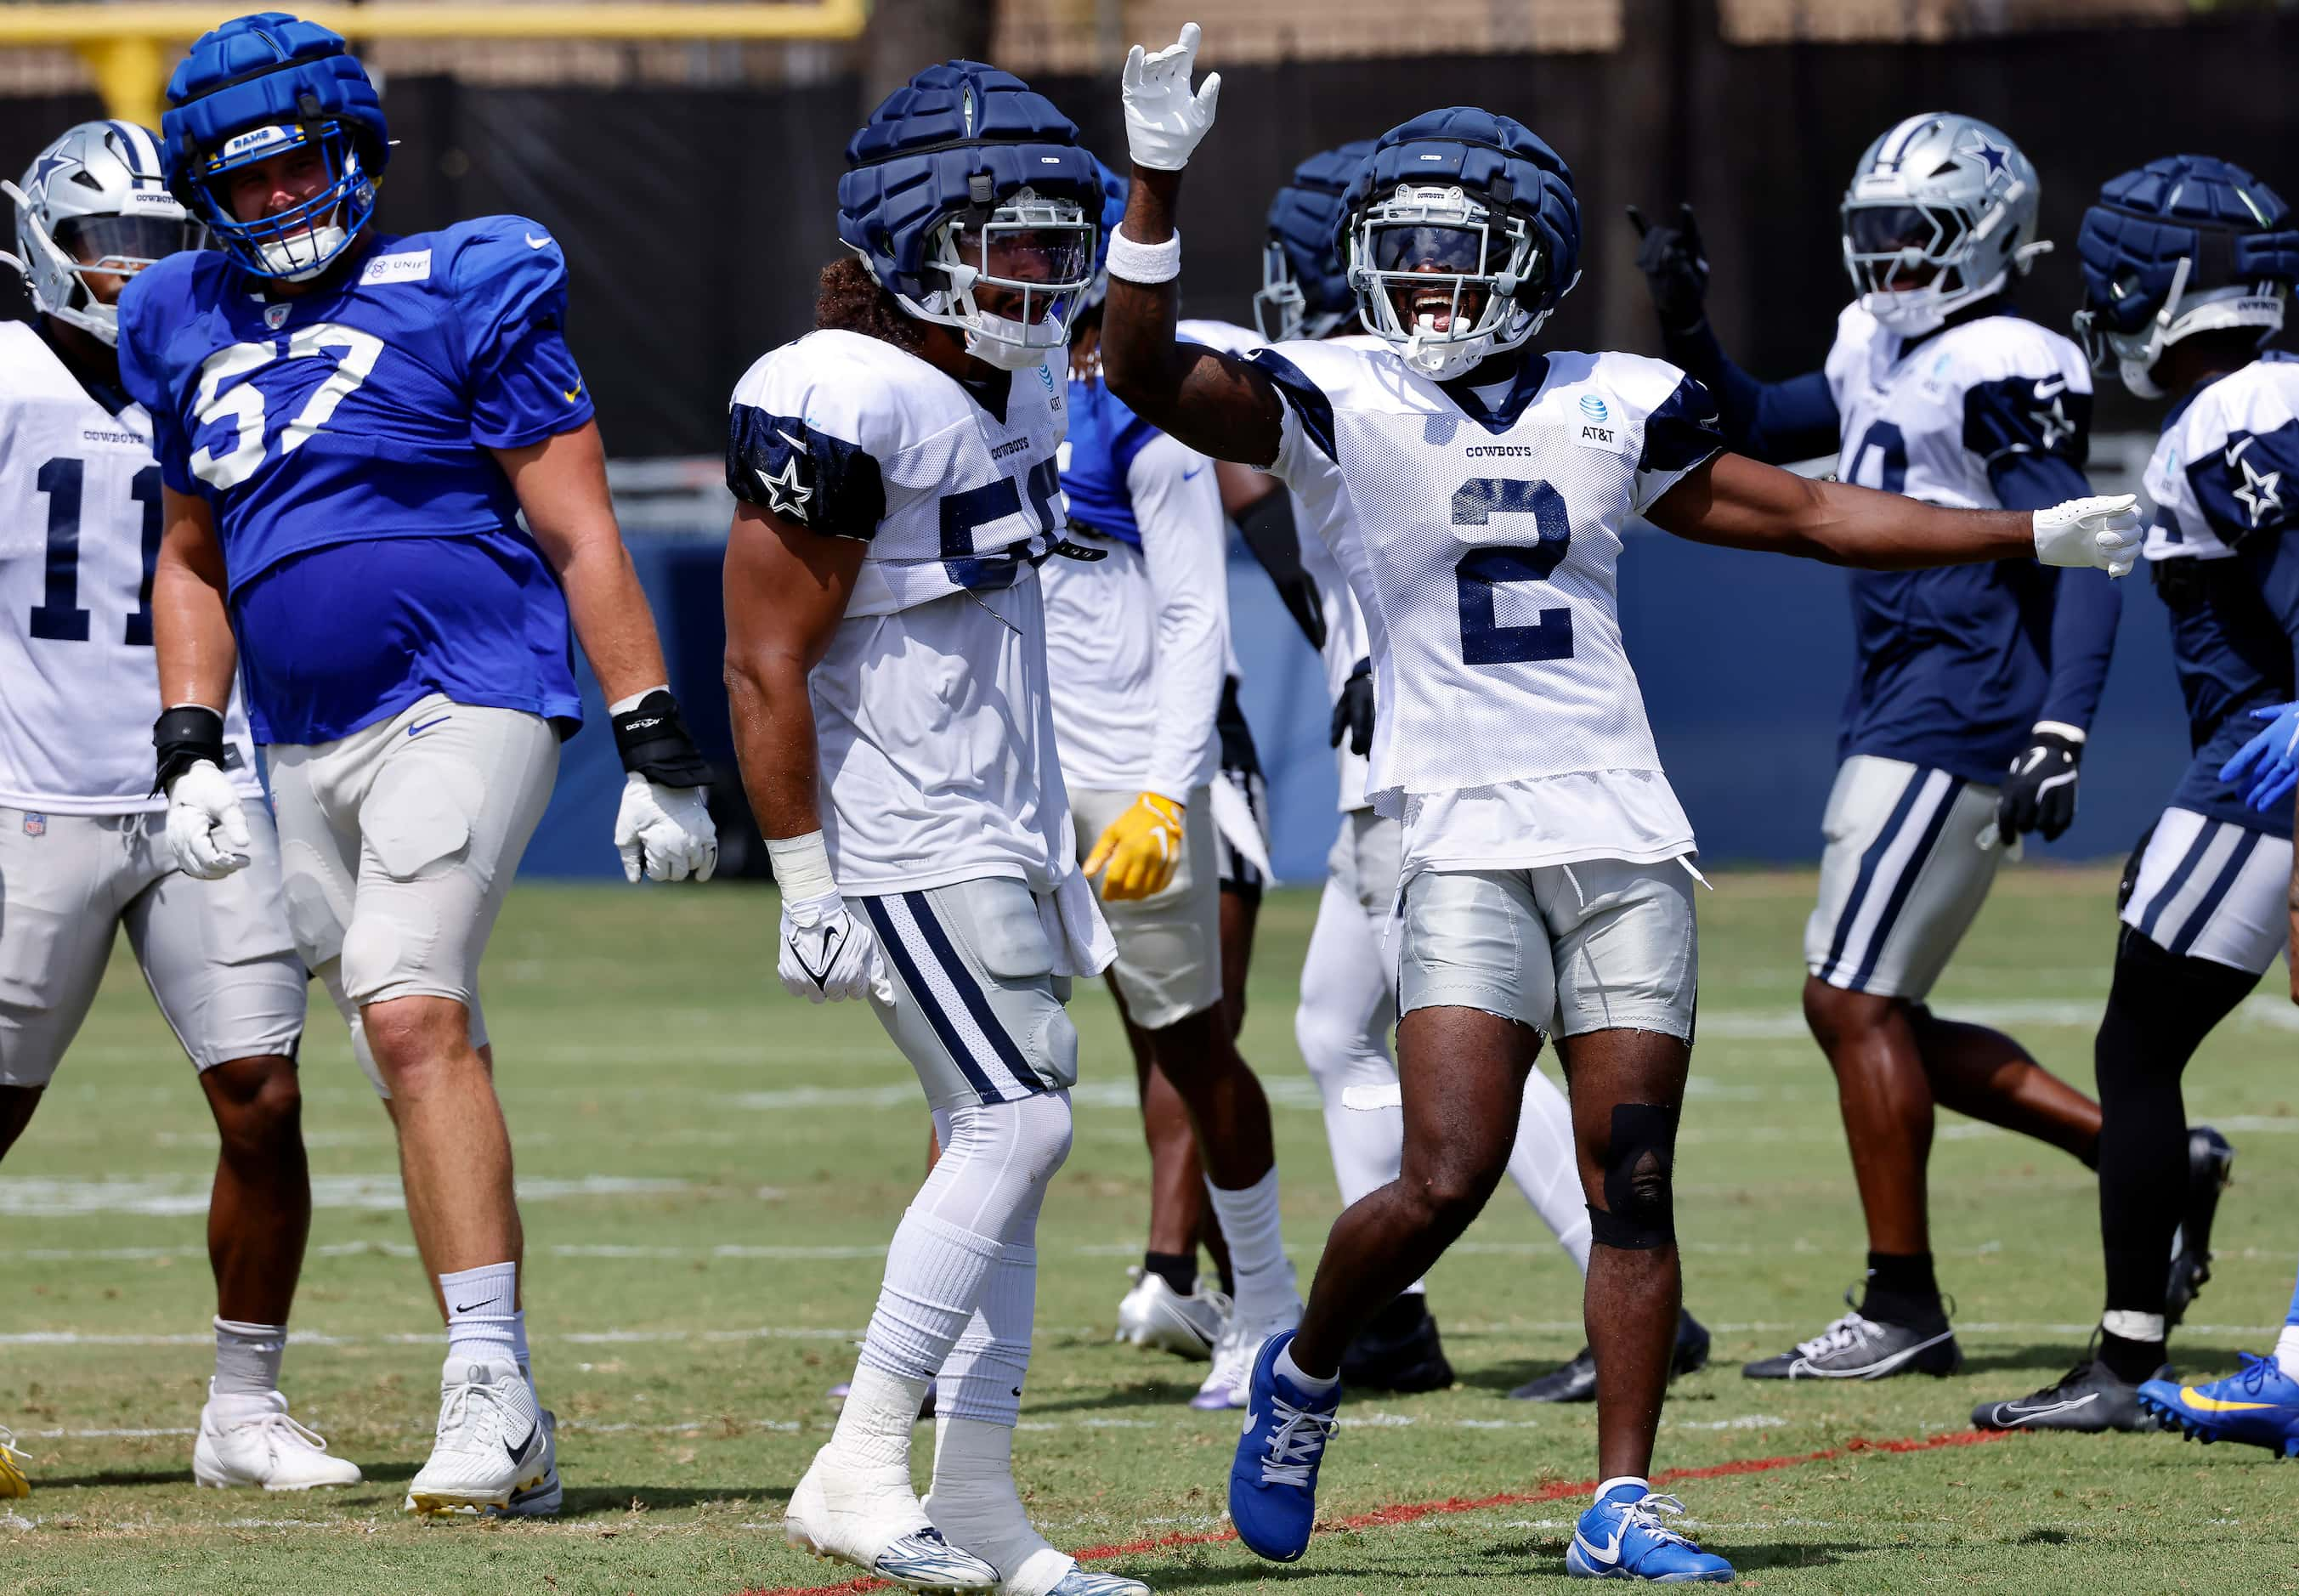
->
[116, 218, 589, 744]
[2141, 352, 2299, 837]
[1667, 303, 2118, 786]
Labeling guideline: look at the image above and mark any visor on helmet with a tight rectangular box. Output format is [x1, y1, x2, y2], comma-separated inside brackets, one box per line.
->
[54, 212, 207, 276]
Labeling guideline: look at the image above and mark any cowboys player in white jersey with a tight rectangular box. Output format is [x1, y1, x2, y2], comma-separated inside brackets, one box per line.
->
[1187, 146, 1712, 1402]
[1100, 27, 2140, 1583]
[1631, 116, 2234, 1380]
[0, 121, 356, 1492]
[721, 61, 1147, 1596]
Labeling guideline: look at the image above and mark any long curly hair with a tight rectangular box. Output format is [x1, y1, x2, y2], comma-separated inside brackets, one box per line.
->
[815, 255, 924, 355]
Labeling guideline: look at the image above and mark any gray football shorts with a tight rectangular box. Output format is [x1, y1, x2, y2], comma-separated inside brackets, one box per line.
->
[1069, 784, 1222, 1031]
[2121, 806, 2293, 975]
[1396, 856, 1700, 1041]
[854, 875, 1080, 1112]
[0, 802, 304, 1087]
[1804, 756, 2002, 1001]
[267, 695, 557, 1095]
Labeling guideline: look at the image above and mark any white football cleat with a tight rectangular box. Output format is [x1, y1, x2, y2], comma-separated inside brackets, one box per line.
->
[404, 1357, 555, 1518]
[1192, 1298, 1302, 1411]
[192, 1384, 360, 1491]
[786, 1440, 999, 1591]
[1114, 1269, 1222, 1361]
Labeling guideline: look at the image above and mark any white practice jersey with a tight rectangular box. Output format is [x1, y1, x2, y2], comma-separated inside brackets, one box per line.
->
[726, 330, 1083, 897]
[0, 322, 262, 814]
[1253, 339, 1724, 877]
[1825, 303, 2092, 507]
[1183, 319, 1378, 810]
[2141, 351, 2299, 564]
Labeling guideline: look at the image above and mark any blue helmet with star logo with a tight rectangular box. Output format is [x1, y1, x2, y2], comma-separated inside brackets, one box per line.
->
[160, 12, 388, 282]
[2073, 154, 2299, 399]
[1841, 112, 2042, 337]
[837, 59, 1102, 371]
[1254, 140, 1373, 343]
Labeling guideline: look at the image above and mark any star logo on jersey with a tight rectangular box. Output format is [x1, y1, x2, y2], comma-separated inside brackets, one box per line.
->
[1967, 133, 2013, 181]
[2029, 382, 2075, 452]
[756, 434, 814, 523]
[2229, 442, 2283, 528]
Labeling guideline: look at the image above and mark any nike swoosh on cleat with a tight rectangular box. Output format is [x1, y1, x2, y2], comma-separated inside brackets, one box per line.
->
[1572, 1525, 1625, 1567]
[2178, 1389, 2276, 1412]
[1997, 1393, 2098, 1423]
[502, 1422, 537, 1468]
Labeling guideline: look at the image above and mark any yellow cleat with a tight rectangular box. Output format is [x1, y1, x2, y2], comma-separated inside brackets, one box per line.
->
[0, 1427, 31, 1497]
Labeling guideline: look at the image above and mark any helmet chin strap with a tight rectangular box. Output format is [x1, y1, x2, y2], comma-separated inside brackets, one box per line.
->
[965, 322, 1062, 371]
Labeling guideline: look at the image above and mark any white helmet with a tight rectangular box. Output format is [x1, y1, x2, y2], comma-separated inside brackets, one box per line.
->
[2, 121, 207, 347]
[1841, 112, 2047, 337]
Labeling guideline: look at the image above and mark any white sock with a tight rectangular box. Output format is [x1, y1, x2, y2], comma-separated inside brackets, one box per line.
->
[1205, 1167, 1294, 1321]
[859, 1208, 1005, 1383]
[829, 1363, 931, 1475]
[212, 1317, 287, 1397]
[2275, 1324, 2299, 1383]
[925, 1416, 1073, 1596]
[1508, 1066, 1593, 1275]
[939, 1242, 1037, 1429]
[440, 1261, 518, 1363]
[2102, 1310, 2166, 1344]
[1596, 1474, 1650, 1503]
[1276, 1341, 1339, 1392]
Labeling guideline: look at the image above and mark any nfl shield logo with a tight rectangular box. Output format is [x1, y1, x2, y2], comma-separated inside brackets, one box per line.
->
[22, 813, 45, 837]
[263, 303, 291, 330]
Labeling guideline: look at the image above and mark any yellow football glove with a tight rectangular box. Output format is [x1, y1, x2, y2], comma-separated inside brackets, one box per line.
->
[1, 1426, 31, 1497]
[1084, 793, 1186, 902]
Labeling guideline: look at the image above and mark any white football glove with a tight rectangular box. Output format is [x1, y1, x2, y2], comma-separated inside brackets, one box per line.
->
[613, 772, 719, 884]
[778, 889, 892, 1005]
[1122, 22, 1220, 172]
[165, 760, 252, 880]
[2033, 494, 2143, 577]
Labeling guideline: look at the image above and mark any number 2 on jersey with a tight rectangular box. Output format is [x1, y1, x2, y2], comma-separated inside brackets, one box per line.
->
[190, 323, 386, 490]
[1453, 477, 1575, 665]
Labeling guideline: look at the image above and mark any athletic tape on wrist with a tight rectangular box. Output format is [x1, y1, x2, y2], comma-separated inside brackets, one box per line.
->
[1107, 228, 1182, 285]
[766, 830, 838, 901]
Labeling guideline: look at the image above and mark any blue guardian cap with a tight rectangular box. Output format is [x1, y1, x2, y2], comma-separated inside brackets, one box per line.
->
[837, 60, 1102, 371]
[160, 12, 386, 282]
[1254, 140, 1373, 343]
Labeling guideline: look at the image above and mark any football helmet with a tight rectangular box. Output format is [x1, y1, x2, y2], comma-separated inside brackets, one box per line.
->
[1841, 112, 2044, 337]
[1340, 108, 1581, 381]
[838, 60, 1101, 371]
[1254, 140, 1373, 342]
[2, 119, 205, 344]
[161, 11, 388, 281]
[2073, 154, 2299, 399]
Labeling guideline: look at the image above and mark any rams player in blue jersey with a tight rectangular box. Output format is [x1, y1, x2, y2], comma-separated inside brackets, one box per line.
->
[1630, 117, 2234, 1382]
[1975, 156, 2299, 1436]
[117, 13, 719, 1515]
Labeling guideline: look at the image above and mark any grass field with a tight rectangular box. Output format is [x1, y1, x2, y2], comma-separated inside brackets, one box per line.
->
[7, 869, 2299, 1594]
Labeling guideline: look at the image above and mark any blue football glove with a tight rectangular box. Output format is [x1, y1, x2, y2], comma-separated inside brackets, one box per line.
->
[2220, 701, 2299, 814]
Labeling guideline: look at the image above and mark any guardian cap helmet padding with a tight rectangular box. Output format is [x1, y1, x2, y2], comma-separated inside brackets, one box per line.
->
[1255, 140, 1373, 343]
[838, 60, 1102, 371]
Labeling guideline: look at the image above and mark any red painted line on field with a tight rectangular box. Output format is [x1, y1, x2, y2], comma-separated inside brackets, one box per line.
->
[739, 1426, 2013, 1595]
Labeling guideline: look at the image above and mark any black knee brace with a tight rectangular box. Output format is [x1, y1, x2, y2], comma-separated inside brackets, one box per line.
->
[1588, 1102, 1680, 1249]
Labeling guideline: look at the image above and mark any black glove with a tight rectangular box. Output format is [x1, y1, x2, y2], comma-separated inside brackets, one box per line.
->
[151, 705, 226, 795]
[1234, 490, 1327, 654]
[611, 689, 713, 788]
[1996, 726, 2084, 843]
[1329, 657, 1374, 757]
[1626, 203, 1711, 335]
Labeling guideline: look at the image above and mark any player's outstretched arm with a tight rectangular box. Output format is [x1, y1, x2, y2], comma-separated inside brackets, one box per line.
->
[1098, 25, 1287, 468]
[1645, 452, 2141, 574]
[151, 488, 252, 880]
[495, 421, 718, 883]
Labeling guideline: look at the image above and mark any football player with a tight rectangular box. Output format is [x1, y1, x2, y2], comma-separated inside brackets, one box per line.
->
[1973, 155, 2299, 1436]
[1, 119, 354, 1494]
[1190, 142, 1711, 1401]
[1629, 116, 2232, 1381]
[1053, 168, 1300, 1403]
[120, 14, 719, 1516]
[1101, 27, 2138, 1582]
[721, 61, 1146, 1596]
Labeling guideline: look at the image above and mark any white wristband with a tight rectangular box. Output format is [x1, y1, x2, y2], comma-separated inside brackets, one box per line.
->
[1107, 227, 1182, 286]
[766, 829, 838, 901]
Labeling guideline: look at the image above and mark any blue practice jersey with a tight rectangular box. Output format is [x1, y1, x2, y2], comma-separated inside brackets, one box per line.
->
[1059, 376, 1158, 547]
[2140, 353, 2299, 837]
[116, 217, 590, 744]
[1667, 302, 2119, 787]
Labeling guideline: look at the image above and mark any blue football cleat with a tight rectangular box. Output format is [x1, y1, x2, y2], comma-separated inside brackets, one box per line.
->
[1226, 1331, 1340, 1563]
[1566, 1484, 1735, 1582]
[2138, 1354, 2299, 1457]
